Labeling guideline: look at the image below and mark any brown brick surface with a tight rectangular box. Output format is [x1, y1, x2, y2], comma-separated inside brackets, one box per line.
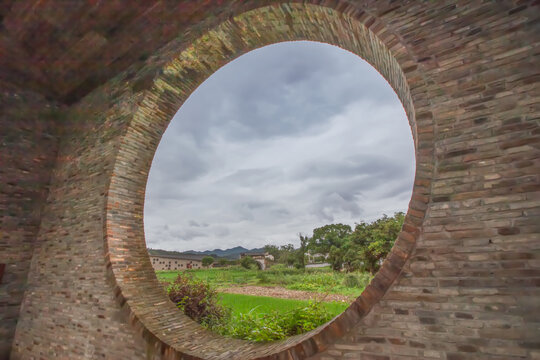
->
[1, 1, 538, 359]
[0, 82, 60, 360]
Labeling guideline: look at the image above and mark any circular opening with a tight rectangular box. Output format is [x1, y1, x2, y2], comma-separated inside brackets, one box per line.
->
[105, 4, 432, 359]
[144, 40, 415, 342]
[145, 41, 415, 254]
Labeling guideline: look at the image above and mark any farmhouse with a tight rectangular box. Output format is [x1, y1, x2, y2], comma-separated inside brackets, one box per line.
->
[149, 253, 204, 271]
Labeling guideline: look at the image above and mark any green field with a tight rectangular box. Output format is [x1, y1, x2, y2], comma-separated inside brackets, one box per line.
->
[159, 266, 369, 342]
[218, 293, 348, 318]
[157, 265, 370, 297]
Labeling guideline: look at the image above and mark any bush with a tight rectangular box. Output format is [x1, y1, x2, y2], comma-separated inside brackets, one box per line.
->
[216, 311, 287, 342]
[342, 274, 360, 288]
[256, 272, 270, 284]
[267, 264, 300, 276]
[166, 271, 343, 343]
[167, 272, 229, 327]
[217, 258, 230, 266]
[233, 275, 249, 284]
[240, 256, 259, 270]
[213, 301, 333, 342]
[285, 301, 333, 334]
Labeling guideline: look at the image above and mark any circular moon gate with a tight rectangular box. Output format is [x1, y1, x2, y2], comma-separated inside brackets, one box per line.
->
[106, 4, 432, 359]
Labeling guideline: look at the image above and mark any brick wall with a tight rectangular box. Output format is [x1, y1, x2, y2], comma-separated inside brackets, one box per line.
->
[0, 82, 60, 360]
[10, 78, 148, 360]
[308, 1, 540, 359]
[3, 1, 539, 359]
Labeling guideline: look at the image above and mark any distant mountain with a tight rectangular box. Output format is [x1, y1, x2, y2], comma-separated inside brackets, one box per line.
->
[148, 246, 264, 260]
[183, 246, 265, 260]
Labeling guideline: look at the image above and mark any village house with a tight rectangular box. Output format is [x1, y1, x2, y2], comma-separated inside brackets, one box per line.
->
[148, 253, 205, 271]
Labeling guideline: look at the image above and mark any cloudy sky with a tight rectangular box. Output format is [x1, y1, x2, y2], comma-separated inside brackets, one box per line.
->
[144, 41, 415, 252]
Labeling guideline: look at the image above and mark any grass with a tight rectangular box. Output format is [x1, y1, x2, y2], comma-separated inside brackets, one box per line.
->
[158, 266, 260, 285]
[157, 265, 370, 298]
[160, 266, 369, 342]
[218, 293, 348, 318]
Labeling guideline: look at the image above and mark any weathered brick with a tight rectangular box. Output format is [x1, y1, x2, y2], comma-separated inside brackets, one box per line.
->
[1, 1, 538, 360]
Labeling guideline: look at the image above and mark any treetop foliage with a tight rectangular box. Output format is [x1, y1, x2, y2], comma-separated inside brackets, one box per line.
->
[202, 256, 215, 267]
[263, 212, 405, 274]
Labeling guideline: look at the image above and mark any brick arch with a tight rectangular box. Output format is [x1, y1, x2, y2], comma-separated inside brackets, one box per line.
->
[105, 3, 433, 359]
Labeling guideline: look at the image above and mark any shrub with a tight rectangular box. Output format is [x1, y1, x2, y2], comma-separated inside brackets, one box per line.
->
[166, 271, 339, 343]
[213, 301, 333, 342]
[216, 311, 287, 342]
[267, 264, 300, 276]
[167, 272, 229, 327]
[256, 272, 270, 284]
[285, 301, 333, 334]
[240, 256, 259, 270]
[342, 274, 360, 288]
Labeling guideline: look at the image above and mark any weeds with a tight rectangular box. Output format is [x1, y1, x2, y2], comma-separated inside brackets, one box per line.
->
[211, 301, 333, 342]
[166, 272, 338, 342]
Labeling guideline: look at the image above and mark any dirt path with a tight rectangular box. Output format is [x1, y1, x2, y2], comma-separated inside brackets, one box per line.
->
[217, 285, 353, 303]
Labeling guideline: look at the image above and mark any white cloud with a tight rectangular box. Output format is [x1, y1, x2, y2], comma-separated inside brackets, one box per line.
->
[144, 41, 414, 252]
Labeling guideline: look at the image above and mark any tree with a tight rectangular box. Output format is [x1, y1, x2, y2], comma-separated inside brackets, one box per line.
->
[217, 258, 229, 266]
[277, 243, 296, 266]
[279, 244, 295, 252]
[202, 256, 214, 267]
[305, 213, 405, 273]
[328, 245, 345, 271]
[281, 252, 296, 267]
[295, 234, 309, 269]
[307, 224, 352, 270]
[263, 244, 280, 260]
[309, 224, 352, 255]
[240, 256, 259, 270]
[349, 212, 405, 274]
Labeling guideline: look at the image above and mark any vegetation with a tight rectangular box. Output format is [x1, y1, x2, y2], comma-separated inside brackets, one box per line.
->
[166, 272, 343, 342]
[240, 255, 259, 269]
[261, 212, 405, 273]
[159, 212, 405, 342]
[212, 300, 334, 342]
[153, 212, 403, 273]
[342, 274, 361, 288]
[202, 256, 214, 267]
[167, 272, 228, 328]
[218, 293, 347, 317]
[157, 266, 370, 297]
[308, 212, 405, 273]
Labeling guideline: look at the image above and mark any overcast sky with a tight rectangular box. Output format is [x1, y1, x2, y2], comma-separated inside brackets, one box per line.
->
[144, 41, 415, 252]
